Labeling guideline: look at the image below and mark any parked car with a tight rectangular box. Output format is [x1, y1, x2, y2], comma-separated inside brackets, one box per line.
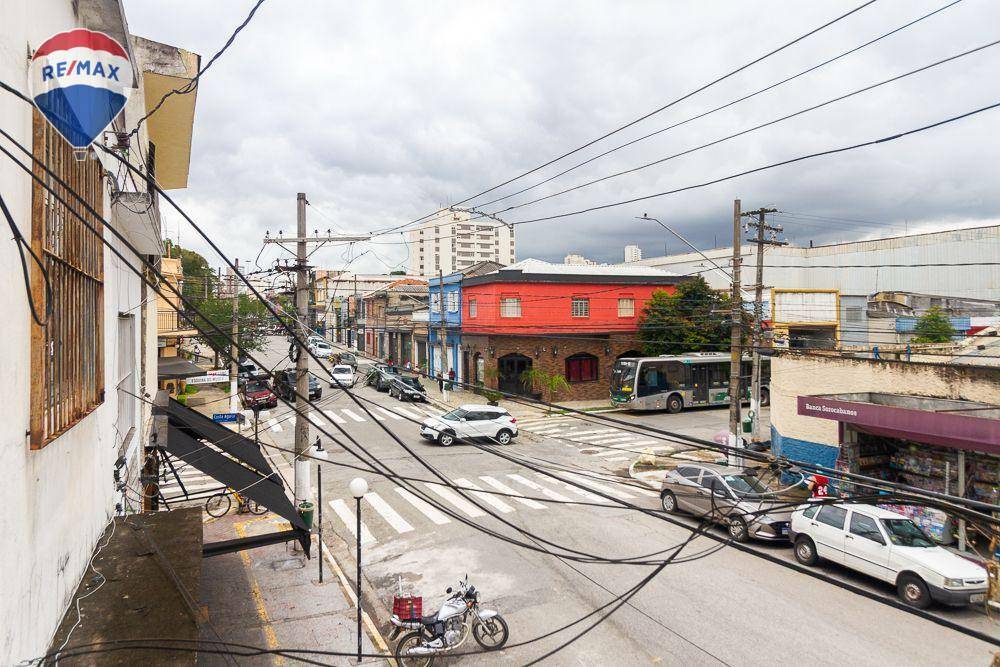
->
[659, 462, 792, 543]
[420, 404, 518, 446]
[241, 379, 278, 410]
[388, 375, 427, 402]
[237, 361, 268, 387]
[367, 364, 401, 391]
[337, 352, 359, 371]
[789, 502, 988, 608]
[329, 365, 356, 388]
[308, 339, 333, 357]
[273, 368, 323, 401]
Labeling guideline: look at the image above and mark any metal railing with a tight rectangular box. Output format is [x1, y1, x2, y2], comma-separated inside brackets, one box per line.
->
[157, 309, 196, 333]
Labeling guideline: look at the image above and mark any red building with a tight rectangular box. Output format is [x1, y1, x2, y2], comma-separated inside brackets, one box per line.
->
[459, 259, 683, 401]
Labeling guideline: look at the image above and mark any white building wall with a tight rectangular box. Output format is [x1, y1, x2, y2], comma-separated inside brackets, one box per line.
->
[0, 2, 152, 661]
[408, 209, 515, 276]
[624, 244, 642, 263]
[637, 225, 1000, 300]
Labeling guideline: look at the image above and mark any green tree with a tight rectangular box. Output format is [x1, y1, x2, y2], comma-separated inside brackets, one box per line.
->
[191, 293, 273, 366]
[638, 277, 735, 356]
[912, 306, 956, 343]
[520, 369, 571, 414]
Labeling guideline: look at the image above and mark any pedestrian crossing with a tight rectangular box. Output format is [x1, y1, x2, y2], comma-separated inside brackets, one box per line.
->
[254, 404, 441, 434]
[326, 472, 650, 545]
[157, 462, 226, 506]
[515, 415, 676, 463]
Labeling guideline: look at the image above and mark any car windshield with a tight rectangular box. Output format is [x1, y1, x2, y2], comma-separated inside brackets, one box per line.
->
[332, 366, 352, 374]
[611, 360, 638, 390]
[341, 353, 355, 360]
[441, 408, 468, 421]
[400, 377, 422, 389]
[245, 381, 269, 393]
[881, 519, 935, 547]
[722, 474, 769, 497]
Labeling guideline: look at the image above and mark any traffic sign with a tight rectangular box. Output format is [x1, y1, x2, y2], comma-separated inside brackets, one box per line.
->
[212, 413, 239, 423]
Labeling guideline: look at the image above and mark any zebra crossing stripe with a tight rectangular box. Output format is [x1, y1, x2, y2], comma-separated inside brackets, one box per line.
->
[586, 434, 640, 444]
[307, 412, 324, 427]
[267, 418, 282, 432]
[329, 499, 377, 544]
[570, 431, 622, 441]
[506, 474, 573, 503]
[394, 406, 424, 420]
[423, 409, 442, 418]
[604, 456, 630, 463]
[423, 483, 486, 518]
[537, 474, 609, 503]
[564, 472, 649, 499]
[364, 491, 414, 533]
[323, 409, 346, 424]
[479, 476, 546, 509]
[375, 406, 401, 420]
[342, 409, 366, 422]
[595, 448, 632, 457]
[394, 487, 450, 525]
[453, 478, 514, 514]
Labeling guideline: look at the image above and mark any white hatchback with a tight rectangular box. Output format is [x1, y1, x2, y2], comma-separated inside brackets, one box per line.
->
[329, 365, 356, 388]
[420, 404, 518, 446]
[790, 502, 988, 608]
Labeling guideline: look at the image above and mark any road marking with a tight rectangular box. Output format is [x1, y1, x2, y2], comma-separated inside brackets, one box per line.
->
[596, 448, 632, 457]
[537, 474, 609, 503]
[364, 491, 414, 533]
[375, 406, 403, 420]
[258, 410, 271, 418]
[569, 431, 622, 441]
[307, 412, 324, 427]
[394, 488, 451, 525]
[328, 499, 376, 544]
[608, 439, 658, 450]
[506, 474, 573, 503]
[453, 478, 514, 513]
[423, 409, 442, 418]
[423, 483, 487, 518]
[562, 472, 647, 499]
[604, 456, 630, 462]
[586, 434, 640, 444]
[394, 406, 424, 420]
[323, 409, 346, 424]
[267, 418, 282, 432]
[479, 476, 546, 509]
[342, 409, 366, 423]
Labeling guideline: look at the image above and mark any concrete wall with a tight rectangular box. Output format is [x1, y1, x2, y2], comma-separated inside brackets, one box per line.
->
[770, 353, 1000, 466]
[0, 2, 153, 661]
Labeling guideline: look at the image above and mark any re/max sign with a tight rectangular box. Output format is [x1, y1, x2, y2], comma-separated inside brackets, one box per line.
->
[41, 60, 122, 81]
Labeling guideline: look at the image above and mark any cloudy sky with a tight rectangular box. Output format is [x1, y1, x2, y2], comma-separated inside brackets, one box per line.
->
[123, 0, 1000, 273]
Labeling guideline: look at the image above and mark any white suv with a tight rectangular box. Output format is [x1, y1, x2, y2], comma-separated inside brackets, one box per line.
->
[790, 502, 988, 608]
[420, 404, 518, 446]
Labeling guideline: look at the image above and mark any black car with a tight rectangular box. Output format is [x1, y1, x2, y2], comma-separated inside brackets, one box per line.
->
[273, 368, 322, 401]
[388, 375, 427, 402]
[367, 364, 401, 391]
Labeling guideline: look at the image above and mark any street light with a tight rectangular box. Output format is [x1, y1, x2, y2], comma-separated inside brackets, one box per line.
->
[313, 438, 328, 583]
[349, 476, 369, 663]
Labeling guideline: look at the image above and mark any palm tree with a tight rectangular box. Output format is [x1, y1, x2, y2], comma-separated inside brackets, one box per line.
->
[520, 369, 570, 414]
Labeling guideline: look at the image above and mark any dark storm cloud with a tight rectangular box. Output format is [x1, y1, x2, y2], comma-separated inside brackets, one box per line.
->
[124, 0, 1000, 273]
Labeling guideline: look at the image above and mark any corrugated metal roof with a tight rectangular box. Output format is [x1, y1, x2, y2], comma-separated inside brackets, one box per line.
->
[493, 258, 679, 277]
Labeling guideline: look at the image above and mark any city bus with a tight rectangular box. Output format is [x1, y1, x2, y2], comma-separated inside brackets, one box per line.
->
[609, 352, 770, 413]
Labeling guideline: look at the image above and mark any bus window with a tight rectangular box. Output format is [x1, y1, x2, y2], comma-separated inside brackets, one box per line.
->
[664, 361, 685, 390]
[610, 359, 638, 396]
[637, 361, 668, 396]
[710, 363, 728, 388]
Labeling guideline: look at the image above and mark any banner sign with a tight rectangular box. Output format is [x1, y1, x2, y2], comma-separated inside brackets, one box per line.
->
[29, 29, 134, 150]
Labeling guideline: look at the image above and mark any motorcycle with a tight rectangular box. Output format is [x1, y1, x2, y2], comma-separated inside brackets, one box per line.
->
[390, 575, 509, 666]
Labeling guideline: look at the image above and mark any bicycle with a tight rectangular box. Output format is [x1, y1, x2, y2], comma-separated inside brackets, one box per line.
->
[205, 487, 267, 517]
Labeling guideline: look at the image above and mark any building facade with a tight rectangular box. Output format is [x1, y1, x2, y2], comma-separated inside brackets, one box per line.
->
[0, 3, 198, 661]
[407, 208, 515, 276]
[460, 260, 683, 400]
[624, 244, 642, 263]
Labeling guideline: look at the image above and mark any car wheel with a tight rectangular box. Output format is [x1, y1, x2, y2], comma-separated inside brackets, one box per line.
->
[666, 395, 683, 414]
[794, 536, 819, 566]
[660, 490, 678, 514]
[495, 429, 513, 445]
[760, 388, 770, 407]
[727, 515, 749, 543]
[438, 431, 456, 447]
[897, 574, 932, 609]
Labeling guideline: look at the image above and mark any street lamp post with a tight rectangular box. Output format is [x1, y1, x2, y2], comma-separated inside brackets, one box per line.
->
[313, 438, 328, 583]
[349, 477, 369, 664]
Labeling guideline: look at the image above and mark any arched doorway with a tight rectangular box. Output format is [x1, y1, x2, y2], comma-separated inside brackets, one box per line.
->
[497, 353, 532, 396]
[617, 349, 643, 359]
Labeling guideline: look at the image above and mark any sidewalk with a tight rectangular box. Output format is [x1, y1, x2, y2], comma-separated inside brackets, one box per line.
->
[200, 513, 390, 665]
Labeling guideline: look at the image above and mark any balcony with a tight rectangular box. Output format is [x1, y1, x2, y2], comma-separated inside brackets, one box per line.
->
[158, 309, 198, 335]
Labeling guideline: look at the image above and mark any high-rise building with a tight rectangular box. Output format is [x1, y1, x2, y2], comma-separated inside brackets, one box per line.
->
[408, 209, 515, 276]
[564, 253, 598, 266]
[624, 244, 642, 263]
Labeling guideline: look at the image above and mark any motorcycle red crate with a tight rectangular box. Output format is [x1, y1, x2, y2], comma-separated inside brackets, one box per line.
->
[392, 595, 423, 620]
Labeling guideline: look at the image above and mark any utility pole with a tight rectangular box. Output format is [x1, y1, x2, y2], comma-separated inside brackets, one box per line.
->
[437, 269, 449, 401]
[263, 197, 370, 515]
[728, 199, 743, 466]
[742, 207, 784, 443]
[229, 259, 240, 414]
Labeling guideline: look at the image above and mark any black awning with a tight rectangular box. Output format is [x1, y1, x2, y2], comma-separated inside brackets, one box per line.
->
[154, 397, 310, 555]
[158, 356, 208, 379]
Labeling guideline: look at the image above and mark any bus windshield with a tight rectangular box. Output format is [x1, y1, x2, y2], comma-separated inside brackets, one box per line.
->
[611, 360, 638, 394]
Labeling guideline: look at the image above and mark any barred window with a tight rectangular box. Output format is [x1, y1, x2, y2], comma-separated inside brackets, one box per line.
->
[469, 298, 478, 318]
[500, 296, 521, 318]
[30, 110, 105, 448]
[565, 353, 599, 382]
[618, 297, 635, 318]
[571, 297, 590, 318]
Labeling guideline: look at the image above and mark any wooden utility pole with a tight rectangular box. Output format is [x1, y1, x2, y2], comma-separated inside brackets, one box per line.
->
[728, 199, 743, 465]
[229, 259, 240, 414]
[262, 196, 370, 512]
[438, 269, 450, 400]
[742, 207, 784, 443]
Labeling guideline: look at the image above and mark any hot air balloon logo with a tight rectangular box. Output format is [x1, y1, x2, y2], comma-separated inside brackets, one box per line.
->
[28, 29, 134, 154]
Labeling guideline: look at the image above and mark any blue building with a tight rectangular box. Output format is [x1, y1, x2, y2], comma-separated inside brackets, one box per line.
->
[427, 261, 503, 384]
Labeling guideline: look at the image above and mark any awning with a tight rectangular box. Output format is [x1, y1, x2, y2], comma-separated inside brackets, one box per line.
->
[153, 395, 310, 556]
[158, 356, 208, 380]
[797, 393, 1000, 455]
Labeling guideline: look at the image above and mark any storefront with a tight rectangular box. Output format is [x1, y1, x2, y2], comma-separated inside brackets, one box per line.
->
[797, 392, 1000, 549]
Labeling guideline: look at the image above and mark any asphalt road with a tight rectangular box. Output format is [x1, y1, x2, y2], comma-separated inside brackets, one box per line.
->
[248, 338, 998, 666]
